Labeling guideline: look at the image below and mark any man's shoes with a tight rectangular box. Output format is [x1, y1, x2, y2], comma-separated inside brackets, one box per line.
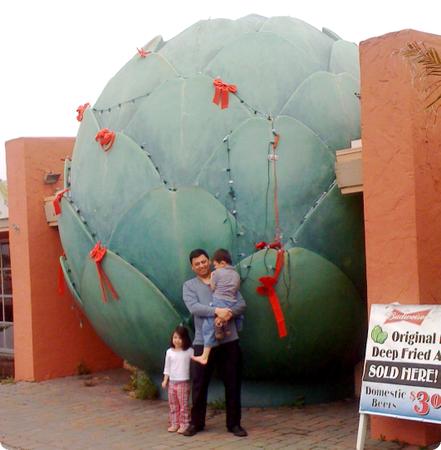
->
[228, 425, 248, 437]
[182, 424, 201, 436]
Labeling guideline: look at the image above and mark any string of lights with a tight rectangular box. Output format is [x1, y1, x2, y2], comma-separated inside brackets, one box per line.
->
[72, 64, 338, 297]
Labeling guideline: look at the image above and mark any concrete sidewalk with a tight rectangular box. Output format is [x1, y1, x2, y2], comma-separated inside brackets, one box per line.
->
[1, 369, 438, 450]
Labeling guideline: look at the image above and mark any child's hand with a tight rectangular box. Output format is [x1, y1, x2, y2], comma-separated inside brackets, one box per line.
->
[215, 317, 224, 327]
[161, 380, 168, 389]
[215, 307, 232, 321]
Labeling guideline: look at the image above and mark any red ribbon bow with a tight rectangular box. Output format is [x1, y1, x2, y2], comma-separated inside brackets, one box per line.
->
[256, 249, 287, 338]
[89, 242, 119, 303]
[269, 241, 282, 250]
[255, 240, 282, 251]
[95, 128, 116, 151]
[53, 188, 70, 215]
[137, 48, 151, 58]
[255, 241, 267, 250]
[213, 79, 237, 109]
[76, 103, 90, 122]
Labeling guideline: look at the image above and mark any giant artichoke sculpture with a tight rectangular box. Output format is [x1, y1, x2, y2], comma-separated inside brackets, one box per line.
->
[58, 15, 365, 401]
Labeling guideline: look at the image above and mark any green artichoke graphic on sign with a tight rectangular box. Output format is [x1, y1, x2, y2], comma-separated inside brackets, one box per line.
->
[371, 325, 388, 344]
[56, 15, 366, 398]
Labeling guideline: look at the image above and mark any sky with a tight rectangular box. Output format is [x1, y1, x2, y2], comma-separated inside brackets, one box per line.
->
[1, 0, 440, 180]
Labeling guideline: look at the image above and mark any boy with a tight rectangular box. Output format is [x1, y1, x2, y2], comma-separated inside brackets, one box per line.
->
[192, 248, 242, 365]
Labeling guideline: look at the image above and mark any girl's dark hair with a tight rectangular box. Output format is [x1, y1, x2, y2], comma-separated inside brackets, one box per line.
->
[170, 325, 192, 350]
[212, 248, 232, 265]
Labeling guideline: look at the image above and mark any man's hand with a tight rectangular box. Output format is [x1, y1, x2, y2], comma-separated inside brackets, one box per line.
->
[215, 317, 224, 327]
[215, 307, 232, 321]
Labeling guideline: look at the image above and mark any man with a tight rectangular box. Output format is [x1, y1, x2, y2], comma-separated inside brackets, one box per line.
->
[182, 249, 247, 437]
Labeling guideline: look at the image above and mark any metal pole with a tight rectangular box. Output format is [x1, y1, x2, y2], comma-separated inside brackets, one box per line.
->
[356, 413, 368, 450]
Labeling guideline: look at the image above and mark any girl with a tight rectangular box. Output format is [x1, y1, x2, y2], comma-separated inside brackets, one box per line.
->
[162, 325, 193, 433]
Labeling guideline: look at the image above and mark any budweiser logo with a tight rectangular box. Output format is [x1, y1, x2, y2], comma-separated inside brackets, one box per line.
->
[384, 308, 432, 325]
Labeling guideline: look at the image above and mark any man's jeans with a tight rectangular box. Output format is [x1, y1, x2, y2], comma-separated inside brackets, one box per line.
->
[201, 297, 243, 347]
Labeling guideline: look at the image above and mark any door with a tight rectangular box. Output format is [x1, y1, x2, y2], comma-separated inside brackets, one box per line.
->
[0, 240, 13, 355]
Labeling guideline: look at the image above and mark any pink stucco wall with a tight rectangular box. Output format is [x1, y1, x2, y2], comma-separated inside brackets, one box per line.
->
[361, 29, 441, 446]
[6, 137, 122, 381]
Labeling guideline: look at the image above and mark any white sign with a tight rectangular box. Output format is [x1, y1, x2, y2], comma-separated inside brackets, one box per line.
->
[359, 304, 441, 424]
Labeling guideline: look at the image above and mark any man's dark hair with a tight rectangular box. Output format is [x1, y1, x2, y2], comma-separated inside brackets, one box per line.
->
[212, 248, 232, 265]
[189, 248, 209, 263]
[170, 325, 192, 350]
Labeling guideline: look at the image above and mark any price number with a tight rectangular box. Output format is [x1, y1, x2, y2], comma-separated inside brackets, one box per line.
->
[410, 391, 441, 416]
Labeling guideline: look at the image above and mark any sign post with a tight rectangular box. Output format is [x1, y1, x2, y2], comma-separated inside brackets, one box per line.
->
[358, 304, 441, 448]
[356, 413, 368, 450]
